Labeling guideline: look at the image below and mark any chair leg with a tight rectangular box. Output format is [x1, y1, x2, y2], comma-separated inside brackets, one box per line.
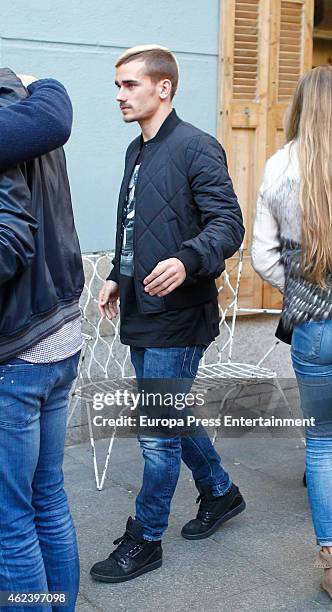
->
[86, 403, 127, 491]
[273, 378, 306, 446]
[98, 430, 118, 491]
[67, 335, 91, 426]
[212, 379, 306, 449]
[86, 401, 103, 490]
[212, 384, 243, 446]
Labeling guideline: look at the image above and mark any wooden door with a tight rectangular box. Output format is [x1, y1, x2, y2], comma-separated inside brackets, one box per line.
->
[218, 0, 314, 309]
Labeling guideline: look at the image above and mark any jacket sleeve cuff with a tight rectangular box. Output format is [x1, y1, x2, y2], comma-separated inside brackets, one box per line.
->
[173, 248, 201, 276]
[106, 266, 119, 283]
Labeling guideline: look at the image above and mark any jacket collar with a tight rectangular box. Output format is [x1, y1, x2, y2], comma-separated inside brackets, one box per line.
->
[140, 108, 181, 146]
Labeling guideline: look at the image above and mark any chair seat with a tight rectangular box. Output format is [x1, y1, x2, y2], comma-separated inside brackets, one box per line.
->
[74, 376, 136, 402]
[196, 361, 276, 380]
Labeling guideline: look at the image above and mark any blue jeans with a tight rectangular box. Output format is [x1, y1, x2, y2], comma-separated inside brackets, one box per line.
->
[0, 353, 80, 612]
[130, 346, 231, 541]
[292, 320, 332, 546]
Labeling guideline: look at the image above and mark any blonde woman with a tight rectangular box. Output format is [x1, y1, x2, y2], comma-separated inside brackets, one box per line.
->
[252, 65, 332, 599]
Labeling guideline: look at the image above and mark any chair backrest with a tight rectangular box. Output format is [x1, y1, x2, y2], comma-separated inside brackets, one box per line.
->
[80, 253, 133, 380]
[201, 245, 283, 367]
[79, 248, 248, 380]
[201, 245, 244, 366]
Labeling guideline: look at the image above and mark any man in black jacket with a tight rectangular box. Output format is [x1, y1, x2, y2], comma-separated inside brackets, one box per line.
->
[91, 46, 245, 584]
[0, 69, 83, 610]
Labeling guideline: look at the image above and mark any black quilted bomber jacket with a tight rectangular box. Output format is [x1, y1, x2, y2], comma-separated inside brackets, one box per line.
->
[107, 110, 244, 314]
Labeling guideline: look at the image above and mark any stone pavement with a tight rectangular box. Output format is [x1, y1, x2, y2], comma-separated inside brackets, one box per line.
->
[65, 436, 331, 612]
[63, 316, 332, 611]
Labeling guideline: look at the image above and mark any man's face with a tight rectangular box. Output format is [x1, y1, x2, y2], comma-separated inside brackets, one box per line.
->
[115, 59, 164, 123]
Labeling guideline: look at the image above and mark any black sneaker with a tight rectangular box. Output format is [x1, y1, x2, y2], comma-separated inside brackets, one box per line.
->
[90, 517, 162, 583]
[181, 483, 246, 540]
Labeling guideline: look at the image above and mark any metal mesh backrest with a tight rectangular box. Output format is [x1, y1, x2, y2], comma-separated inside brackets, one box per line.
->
[203, 246, 243, 365]
[80, 253, 133, 380]
[79, 248, 244, 380]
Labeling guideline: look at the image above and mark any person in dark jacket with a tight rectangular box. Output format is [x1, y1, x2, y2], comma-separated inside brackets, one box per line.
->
[0, 69, 83, 612]
[91, 45, 246, 584]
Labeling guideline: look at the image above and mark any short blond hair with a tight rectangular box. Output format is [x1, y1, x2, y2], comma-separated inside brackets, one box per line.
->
[115, 44, 179, 99]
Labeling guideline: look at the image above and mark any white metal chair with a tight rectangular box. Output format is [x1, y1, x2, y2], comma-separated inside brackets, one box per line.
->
[67, 253, 135, 490]
[68, 248, 303, 490]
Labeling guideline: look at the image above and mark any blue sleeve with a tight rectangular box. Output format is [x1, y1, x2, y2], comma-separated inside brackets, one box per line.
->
[0, 78, 73, 172]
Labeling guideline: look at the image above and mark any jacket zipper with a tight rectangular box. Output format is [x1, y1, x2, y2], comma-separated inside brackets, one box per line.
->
[133, 144, 148, 312]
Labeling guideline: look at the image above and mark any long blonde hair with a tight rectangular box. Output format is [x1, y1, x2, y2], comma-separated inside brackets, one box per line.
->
[284, 65, 332, 287]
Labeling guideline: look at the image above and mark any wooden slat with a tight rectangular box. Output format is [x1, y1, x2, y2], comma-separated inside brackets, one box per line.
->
[236, 26, 258, 35]
[236, 0, 259, 5]
[235, 34, 258, 41]
[235, 57, 258, 64]
[235, 11, 258, 19]
[281, 15, 302, 23]
[234, 87, 257, 93]
[234, 49, 258, 54]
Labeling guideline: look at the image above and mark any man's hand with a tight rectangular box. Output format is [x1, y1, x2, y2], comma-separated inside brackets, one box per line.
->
[17, 74, 38, 88]
[143, 258, 186, 297]
[98, 280, 119, 320]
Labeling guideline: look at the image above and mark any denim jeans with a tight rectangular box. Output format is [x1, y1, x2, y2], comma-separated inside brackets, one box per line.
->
[0, 353, 80, 612]
[291, 319, 332, 546]
[130, 346, 231, 541]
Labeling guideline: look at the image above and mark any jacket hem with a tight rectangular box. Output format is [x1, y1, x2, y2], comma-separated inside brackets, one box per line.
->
[0, 299, 81, 362]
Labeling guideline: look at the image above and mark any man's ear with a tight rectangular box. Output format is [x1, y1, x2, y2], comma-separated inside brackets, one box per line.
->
[159, 79, 172, 100]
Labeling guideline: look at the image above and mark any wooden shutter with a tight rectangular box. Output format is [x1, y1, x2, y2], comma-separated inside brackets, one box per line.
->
[218, 0, 314, 310]
[232, 0, 259, 101]
[218, 0, 271, 309]
[279, 2, 304, 101]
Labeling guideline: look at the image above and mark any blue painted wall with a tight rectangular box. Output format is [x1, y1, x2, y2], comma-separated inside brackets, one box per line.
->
[0, 1, 220, 252]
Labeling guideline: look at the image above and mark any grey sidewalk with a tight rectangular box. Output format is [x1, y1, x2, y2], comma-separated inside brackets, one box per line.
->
[65, 435, 331, 612]
[64, 317, 332, 611]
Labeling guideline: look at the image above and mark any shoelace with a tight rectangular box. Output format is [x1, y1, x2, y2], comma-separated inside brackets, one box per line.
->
[111, 531, 142, 561]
